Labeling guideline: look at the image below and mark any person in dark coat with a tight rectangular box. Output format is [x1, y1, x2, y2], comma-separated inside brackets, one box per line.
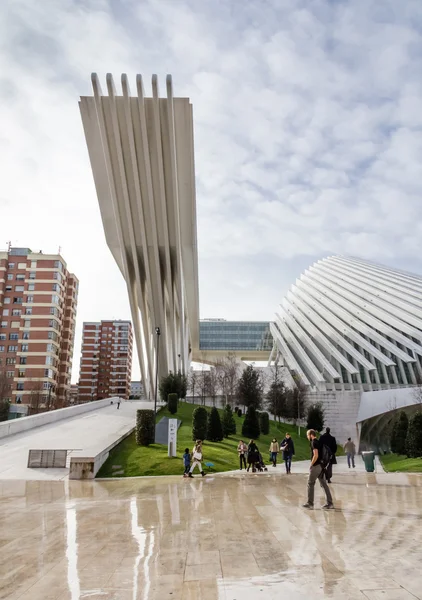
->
[280, 433, 295, 474]
[247, 440, 259, 473]
[319, 427, 337, 483]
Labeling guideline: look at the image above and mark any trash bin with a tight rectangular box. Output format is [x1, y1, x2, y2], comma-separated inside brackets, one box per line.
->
[362, 451, 375, 472]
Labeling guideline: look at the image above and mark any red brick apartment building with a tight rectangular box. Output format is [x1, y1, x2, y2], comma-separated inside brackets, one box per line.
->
[78, 320, 133, 402]
[0, 247, 78, 408]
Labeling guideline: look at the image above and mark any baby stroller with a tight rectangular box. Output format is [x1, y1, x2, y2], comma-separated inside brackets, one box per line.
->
[256, 452, 268, 472]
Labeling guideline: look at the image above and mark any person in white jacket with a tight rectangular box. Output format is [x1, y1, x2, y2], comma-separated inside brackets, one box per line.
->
[188, 440, 205, 477]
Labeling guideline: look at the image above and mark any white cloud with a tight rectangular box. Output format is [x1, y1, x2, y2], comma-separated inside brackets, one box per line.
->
[1, 0, 422, 381]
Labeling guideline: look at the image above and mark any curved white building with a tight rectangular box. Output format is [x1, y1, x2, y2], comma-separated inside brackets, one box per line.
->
[271, 256, 422, 445]
[271, 255, 422, 392]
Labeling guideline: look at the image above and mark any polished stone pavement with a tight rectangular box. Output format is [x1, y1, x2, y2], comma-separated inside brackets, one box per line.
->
[2, 471, 422, 600]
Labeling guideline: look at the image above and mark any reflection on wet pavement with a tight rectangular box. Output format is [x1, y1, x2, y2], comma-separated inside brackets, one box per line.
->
[1, 471, 422, 599]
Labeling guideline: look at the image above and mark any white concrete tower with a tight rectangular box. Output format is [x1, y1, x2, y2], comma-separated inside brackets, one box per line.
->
[79, 74, 200, 398]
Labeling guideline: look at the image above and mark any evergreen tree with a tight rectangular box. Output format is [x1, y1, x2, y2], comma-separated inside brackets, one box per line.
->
[391, 411, 408, 454]
[192, 406, 208, 441]
[242, 406, 261, 439]
[266, 364, 289, 421]
[177, 371, 188, 399]
[159, 371, 188, 402]
[222, 404, 237, 438]
[259, 411, 270, 435]
[206, 406, 224, 442]
[168, 393, 178, 415]
[237, 365, 263, 410]
[406, 411, 422, 458]
[286, 382, 307, 422]
[136, 410, 155, 446]
[306, 403, 325, 433]
[266, 380, 288, 421]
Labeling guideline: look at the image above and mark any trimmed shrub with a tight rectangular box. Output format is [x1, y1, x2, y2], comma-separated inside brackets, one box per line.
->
[406, 411, 422, 458]
[259, 411, 270, 435]
[391, 411, 408, 455]
[207, 406, 224, 442]
[168, 393, 178, 415]
[237, 408, 242, 417]
[192, 406, 208, 441]
[234, 406, 239, 413]
[136, 409, 155, 446]
[222, 404, 237, 438]
[242, 406, 260, 439]
[306, 403, 324, 433]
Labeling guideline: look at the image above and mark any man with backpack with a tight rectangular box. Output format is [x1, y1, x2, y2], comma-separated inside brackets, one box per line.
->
[319, 427, 337, 483]
[303, 429, 334, 510]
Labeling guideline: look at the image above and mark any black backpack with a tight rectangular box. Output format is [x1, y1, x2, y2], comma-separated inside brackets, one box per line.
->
[320, 444, 333, 470]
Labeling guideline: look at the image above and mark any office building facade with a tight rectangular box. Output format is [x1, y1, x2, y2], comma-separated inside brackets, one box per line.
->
[78, 320, 133, 401]
[200, 319, 273, 352]
[0, 247, 78, 407]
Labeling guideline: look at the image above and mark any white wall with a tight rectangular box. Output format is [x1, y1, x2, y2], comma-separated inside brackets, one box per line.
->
[357, 387, 420, 422]
[307, 390, 362, 446]
[0, 398, 120, 440]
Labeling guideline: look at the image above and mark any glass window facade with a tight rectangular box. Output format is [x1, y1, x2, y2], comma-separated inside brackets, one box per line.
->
[199, 320, 273, 351]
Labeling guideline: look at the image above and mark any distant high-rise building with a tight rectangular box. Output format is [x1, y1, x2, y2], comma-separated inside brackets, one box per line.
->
[0, 247, 78, 408]
[78, 320, 133, 401]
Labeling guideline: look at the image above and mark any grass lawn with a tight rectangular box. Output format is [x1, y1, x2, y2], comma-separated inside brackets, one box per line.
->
[97, 401, 312, 478]
[380, 453, 422, 473]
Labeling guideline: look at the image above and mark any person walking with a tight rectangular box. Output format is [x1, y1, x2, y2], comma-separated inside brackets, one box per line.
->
[303, 429, 334, 510]
[188, 440, 205, 478]
[117, 399, 121, 409]
[247, 439, 259, 473]
[237, 440, 248, 470]
[344, 438, 356, 468]
[183, 447, 191, 477]
[269, 438, 279, 467]
[280, 433, 295, 474]
[319, 427, 337, 483]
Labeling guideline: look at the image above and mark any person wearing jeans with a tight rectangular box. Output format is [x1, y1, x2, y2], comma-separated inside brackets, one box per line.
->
[303, 429, 334, 510]
[344, 438, 356, 468]
[269, 439, 279, 467]
[280, 433, 295, 474]
[237, 440, 248, 470]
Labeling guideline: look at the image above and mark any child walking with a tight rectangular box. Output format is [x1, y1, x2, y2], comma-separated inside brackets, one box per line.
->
[183, 448, 191, 477]
[188, 440, 205, 477]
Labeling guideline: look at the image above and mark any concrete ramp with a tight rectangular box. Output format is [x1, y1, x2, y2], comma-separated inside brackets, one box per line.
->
[0, 401, 154, 480]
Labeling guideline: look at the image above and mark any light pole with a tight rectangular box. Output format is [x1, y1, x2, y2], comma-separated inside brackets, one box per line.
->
[154, 327, 161, 437]
[298, 393, 301, 436]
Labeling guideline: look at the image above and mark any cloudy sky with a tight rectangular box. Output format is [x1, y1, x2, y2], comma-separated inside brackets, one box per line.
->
[1, 0, 422, 382]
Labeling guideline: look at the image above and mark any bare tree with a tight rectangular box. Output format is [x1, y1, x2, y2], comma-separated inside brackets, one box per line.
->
[412, 377, 422, 405]
[197, 369, 209, 405]
[188, 369, 199, 404]
[265, 363, 288, 422]
[288, 376, 308, 434]
[207, 367, 219, 407]
[215, 352, 240, 406]
[215, 360, 228, 405]
[29, 381, 44, 414]
[0, 370, 10, 401]
[0, 370, 11, 422]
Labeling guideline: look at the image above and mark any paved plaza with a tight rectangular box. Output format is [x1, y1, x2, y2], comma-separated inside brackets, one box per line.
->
[2, 469, 422, 600]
